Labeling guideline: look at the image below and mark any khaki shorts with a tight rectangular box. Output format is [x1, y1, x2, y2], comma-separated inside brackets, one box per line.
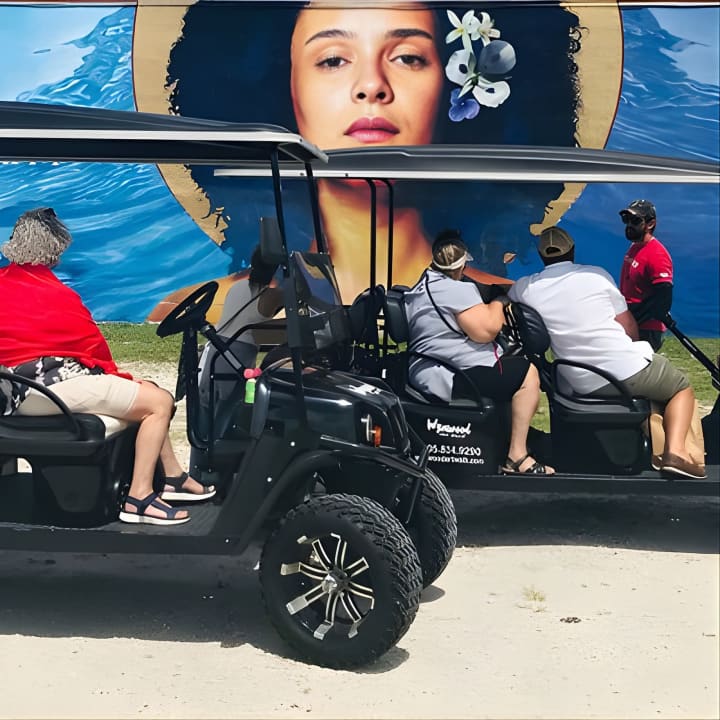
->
[17, 373, 140, 418]
[591, 354, 689, 403]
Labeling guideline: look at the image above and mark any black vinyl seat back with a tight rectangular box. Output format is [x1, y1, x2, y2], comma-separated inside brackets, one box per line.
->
[346, 285, 385, 346]
[383, 287, 410, 345]
[344, 285, 386, 376]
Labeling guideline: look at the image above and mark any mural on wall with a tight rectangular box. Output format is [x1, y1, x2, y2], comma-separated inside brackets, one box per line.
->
[0, 0, 718, 335]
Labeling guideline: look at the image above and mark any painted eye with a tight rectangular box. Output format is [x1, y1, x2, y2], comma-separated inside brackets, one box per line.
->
[316, 55, 347, 69]
[392, 54, 429, 68]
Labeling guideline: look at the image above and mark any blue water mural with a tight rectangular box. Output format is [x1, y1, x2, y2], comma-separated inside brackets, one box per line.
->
[508, 7, 719, 337]
[0, 4, 717, 336]
[0, 6, 231, 320]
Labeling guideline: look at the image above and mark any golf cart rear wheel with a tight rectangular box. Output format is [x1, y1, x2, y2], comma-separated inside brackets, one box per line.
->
[409, 470, 458, 587]
[260, 493, 422, 669]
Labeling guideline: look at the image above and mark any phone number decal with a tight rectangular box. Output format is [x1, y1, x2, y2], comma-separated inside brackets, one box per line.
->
[427, 444, 485, 465]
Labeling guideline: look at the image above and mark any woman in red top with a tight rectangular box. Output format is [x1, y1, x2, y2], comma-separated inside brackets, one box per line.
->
[0, 208, 213, 526]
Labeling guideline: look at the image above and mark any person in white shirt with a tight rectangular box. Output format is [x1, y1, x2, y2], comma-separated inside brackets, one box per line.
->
[508, 226, 705, 480]
[405, 229, 553, 475]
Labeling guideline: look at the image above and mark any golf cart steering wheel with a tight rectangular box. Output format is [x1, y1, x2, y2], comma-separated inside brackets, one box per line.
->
[156, 281, 219, 338]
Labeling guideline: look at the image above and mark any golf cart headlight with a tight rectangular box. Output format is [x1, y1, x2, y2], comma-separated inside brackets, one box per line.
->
[360, 413, 382, 447]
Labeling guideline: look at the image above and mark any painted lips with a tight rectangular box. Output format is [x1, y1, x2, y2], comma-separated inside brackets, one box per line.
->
[344, 117, 400, 143]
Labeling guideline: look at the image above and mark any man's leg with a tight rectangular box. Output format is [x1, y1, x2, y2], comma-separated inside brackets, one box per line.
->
[622, 356, 705, 477]
[662, 386, 695, 458]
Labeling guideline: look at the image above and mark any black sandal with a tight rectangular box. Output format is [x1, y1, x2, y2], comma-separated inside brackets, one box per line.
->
[160, 472, 216, 502]
[501, 453, 552, 475]
[119, 492, 190, 526]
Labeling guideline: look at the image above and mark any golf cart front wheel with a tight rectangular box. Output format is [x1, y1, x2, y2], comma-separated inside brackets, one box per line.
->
[260, 493, 422, 669]
[409, 470, 457, 588]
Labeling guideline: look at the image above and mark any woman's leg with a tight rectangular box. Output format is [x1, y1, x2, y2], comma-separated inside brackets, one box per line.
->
[120, 381, 189, 521]
[506, 364, 553, 472]
[452, 359, 553, 473]
[158, 434, 211, 495]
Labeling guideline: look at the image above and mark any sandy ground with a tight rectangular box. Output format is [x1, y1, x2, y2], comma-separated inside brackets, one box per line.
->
[1, 363, 718, 719]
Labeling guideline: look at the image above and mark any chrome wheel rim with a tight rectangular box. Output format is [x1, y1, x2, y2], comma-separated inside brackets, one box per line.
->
[280, 533, 375, 640]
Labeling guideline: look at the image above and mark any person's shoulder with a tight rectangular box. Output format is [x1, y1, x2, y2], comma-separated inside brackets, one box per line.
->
[575, 263, 614, 281]
[648, 236, 672, 256]
[508, 272, 533, 298]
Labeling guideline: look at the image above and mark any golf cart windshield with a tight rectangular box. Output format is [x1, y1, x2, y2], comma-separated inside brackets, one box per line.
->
[291, 251, 349, 351]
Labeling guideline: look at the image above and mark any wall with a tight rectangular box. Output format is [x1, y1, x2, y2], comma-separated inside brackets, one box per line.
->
[0, 0, 717, 335]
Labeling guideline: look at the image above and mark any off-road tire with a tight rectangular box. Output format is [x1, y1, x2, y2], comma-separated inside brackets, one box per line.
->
[409, 470, 457, 587]
[260, 493, 422, 669]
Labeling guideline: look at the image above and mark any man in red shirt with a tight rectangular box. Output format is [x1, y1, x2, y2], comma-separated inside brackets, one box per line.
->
[619, 199, 673, 351]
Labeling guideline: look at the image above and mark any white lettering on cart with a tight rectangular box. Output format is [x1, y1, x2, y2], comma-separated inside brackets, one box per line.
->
[426, 418, 472, 438]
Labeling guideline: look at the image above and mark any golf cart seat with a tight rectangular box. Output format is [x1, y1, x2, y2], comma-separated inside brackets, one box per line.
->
[0, 371, 137, 526]
[345, 285, 386, 375]
[347, 285, 385, 345]
[507, 302, 651, 473]
[382, 287, 495, 411]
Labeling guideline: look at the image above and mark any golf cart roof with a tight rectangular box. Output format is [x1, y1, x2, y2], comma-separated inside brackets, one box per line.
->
[0, 101, 327, 165]
[215, 145, 720, 183]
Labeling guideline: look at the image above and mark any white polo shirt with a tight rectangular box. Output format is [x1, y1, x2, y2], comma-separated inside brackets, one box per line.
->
[508, 261, 653, 394]
[404, 270, 499, 401]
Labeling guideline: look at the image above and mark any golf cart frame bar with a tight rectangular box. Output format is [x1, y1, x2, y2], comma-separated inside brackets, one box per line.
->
[0, 101, 328, 165]
[215, 145, 720, 184]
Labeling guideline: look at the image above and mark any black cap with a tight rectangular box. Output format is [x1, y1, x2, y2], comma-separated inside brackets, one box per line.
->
[619, 199, 656, 222]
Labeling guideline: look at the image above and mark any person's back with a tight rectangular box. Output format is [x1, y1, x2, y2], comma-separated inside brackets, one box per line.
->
[509, 225, 704, 479]
[405, 268, 496, 401]
[510, 261, 652, 394]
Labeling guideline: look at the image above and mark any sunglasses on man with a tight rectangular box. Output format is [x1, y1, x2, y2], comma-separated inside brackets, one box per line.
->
[620, 211, 646, 226]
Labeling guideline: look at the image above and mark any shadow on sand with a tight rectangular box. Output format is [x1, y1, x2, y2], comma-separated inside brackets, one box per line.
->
[0, 547, 410, 672]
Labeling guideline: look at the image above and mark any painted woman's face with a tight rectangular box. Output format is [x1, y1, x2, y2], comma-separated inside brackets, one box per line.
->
[290, 6, 443, 149]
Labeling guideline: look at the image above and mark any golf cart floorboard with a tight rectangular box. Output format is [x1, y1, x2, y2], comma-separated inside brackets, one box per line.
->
[0, 504, 232, 554]
[445, 465, 719, 495]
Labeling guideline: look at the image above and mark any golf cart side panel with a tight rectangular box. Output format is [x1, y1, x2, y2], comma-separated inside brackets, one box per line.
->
[400, 400, 510, 481]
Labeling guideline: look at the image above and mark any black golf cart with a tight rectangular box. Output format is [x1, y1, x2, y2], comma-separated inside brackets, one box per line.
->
[217, 145, 719, 496]
[0, 101, 456, 669]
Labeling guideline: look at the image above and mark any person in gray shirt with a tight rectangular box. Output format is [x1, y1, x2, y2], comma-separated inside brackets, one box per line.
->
[405, 230, 553, 475]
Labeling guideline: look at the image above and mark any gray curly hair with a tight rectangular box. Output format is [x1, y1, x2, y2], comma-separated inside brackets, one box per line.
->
[1, 207, 72, 266]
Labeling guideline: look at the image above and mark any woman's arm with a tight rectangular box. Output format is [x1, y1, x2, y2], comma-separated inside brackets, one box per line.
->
[456, 300, 506, 343]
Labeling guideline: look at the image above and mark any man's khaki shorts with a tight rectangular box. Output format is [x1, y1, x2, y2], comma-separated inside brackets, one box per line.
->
[591, 354, 689, 403]
[17, 374, 140, 418]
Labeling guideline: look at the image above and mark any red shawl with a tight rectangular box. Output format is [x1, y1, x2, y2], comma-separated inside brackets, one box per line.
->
[0, 264, 131, 379]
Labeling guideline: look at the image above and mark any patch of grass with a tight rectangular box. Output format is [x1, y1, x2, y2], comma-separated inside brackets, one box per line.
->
[659, 336, 719, 412]
[101, 323, 718, 427]
[522, 586, 547, 603]
[99, 322, 181, 364]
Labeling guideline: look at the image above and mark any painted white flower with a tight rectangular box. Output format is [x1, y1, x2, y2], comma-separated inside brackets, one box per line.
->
[445, 49, 476, 88]
[445, 9, 481, 54]
[446, 50, 510, 107]
[476, 11, 501, 46]
[470, 77, 511, 108]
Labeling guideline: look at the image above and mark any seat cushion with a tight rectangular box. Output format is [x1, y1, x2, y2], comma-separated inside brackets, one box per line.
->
[16, 389, 131, 438]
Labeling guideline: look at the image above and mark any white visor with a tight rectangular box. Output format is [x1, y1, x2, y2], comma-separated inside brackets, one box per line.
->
[432, 251, 473, 271]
